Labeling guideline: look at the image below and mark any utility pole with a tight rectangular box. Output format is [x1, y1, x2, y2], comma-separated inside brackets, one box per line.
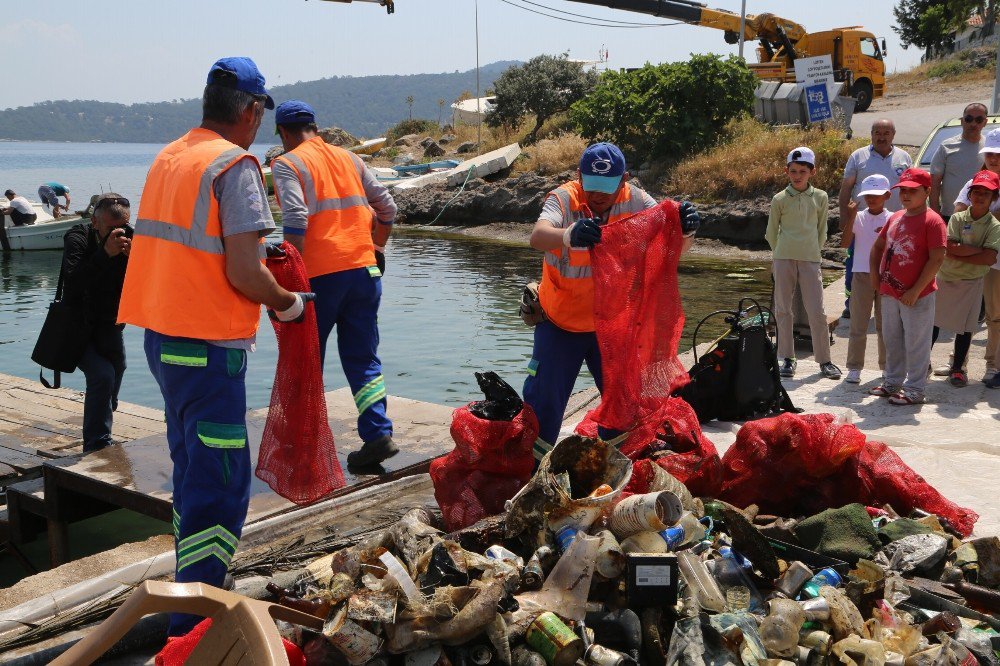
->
[475, 0, 482, 154]
[738, 0, 747, 59]
[993, 34, 1000, 113]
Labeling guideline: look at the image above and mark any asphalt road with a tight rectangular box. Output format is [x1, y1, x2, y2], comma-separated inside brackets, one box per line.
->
[850, 97, 991, 148]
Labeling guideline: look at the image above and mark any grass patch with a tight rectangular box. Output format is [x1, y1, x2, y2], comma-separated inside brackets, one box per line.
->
[667, 118, 866, 202]
[889, 47, 995, 87]
[514, 133, 588, 175]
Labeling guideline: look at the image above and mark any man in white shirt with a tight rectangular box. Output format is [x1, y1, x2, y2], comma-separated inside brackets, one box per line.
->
[2, 189, 37, 226]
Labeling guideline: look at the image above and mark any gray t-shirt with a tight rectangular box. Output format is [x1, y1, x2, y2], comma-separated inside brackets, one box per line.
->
[843, 145, 912, 212]
[931, 135, 984, 216]
[208, 156, 275, 351]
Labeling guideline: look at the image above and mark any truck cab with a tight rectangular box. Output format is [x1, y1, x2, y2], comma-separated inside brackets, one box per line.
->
[799, 28, 885, 111]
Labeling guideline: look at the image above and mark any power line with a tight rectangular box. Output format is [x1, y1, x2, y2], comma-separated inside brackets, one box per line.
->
[495, 0, 683, 28]
[516, 0, 681, 25]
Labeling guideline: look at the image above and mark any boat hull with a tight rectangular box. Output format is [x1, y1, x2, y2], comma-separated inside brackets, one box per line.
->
[2, 199, 83, 250]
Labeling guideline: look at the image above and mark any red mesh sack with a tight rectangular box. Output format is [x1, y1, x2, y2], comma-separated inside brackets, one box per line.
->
[258, 242, 345, 505]
[588, 199, 690, 434]
[430, 403, 539, 531]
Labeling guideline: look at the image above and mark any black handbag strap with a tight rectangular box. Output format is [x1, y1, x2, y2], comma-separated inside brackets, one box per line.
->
[38, 262, 67, 390]
[54, 261, 65, 301]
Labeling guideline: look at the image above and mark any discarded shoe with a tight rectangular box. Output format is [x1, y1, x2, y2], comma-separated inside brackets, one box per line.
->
[347, 435, 399, 468]
[820, 362, 842, 380]
[779, 358, 797, 378]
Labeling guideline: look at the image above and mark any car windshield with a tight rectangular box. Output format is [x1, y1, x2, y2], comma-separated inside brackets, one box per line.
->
[919, 126, 963, 167]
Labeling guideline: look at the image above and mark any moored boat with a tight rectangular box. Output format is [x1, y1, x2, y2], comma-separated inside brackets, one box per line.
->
[0, 199, 84, 251]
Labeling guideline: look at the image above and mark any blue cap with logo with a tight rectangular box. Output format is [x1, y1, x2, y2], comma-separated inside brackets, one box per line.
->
[207, 57, 274, 110]
[274, 100, 317, 134]
[580, 142, 626, 194]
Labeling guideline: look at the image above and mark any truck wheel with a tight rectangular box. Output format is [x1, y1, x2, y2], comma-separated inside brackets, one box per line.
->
[852, 79, 873, 113]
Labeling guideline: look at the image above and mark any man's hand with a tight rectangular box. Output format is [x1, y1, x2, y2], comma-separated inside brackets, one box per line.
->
[104, 227, 131, 257]
[899, 288, 920, 307]
[268, 292, 316, 323]
[679, 201, 700, 236]
[565, 217, 602, 248]
[375, 250, 386, 274]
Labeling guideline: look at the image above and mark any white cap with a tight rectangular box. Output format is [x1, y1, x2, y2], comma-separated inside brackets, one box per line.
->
[857, 174, 892, 197]
[787, 146, 816, 166]
[981, 128, 1000, 154]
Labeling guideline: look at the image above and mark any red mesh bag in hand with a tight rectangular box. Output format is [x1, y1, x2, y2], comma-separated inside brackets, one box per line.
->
[430, 402, 539, 531]
[588, 199, 689, 434]
[258, 242, 345, 505]
[719, 413, 978, 536]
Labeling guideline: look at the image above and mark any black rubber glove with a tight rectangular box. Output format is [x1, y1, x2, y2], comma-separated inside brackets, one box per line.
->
[265, 242, 286, 258]
[268, 292, 316, 323]
[569, 217, 602, 248]
[375, 250, 386, 275]
[679, 201, 701, 236]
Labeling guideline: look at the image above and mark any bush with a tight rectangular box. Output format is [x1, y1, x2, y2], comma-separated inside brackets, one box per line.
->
[385, 118, 439, 141]
[667, 118, 869, 201]
[515, 133, 588, 176]
[570, 54, 757, 163]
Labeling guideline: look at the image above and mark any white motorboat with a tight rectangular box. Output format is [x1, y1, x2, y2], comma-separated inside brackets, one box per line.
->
[1, 198, 83, 251]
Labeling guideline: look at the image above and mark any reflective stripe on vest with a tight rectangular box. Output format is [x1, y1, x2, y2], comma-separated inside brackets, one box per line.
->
[132, 146, 245, 253]
[537, 181, 648, 332]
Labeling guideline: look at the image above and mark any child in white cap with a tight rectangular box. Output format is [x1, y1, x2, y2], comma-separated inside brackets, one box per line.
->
[952, 127, 1000, 383]
[840, 174, 892, 383]
[766, 146, 841, 380]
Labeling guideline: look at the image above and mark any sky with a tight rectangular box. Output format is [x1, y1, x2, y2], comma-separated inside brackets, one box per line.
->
[1, 0, 921, 110]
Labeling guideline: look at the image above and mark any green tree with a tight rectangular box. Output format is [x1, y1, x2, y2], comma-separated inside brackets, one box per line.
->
[892, 0, 969, 58]
[487, 54, 598, 144]
[569, 54, 756, 162]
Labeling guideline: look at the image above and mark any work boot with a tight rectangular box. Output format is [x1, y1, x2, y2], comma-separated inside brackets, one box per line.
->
[347, 435, 399, 468]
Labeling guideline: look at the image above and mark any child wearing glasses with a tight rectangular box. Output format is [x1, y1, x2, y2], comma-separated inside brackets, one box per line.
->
[930, 103, 989, 221]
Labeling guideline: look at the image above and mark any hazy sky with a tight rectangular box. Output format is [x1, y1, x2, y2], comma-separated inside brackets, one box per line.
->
[2, 0, 921, 110]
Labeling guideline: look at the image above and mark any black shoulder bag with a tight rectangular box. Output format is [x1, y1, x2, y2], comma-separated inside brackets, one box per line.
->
[31, 265, 90, 389]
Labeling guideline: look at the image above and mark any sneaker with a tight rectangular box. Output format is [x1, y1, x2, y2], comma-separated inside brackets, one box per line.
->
[347, 435, 399, 468]
[820, 362, 842, 379]
[986, 373, 1000, 389]
[870, 383, 901, 397]
[932, 364, 952, 377]
[845, 369, 862, 384]
[984, 367, 998, 383]
[948, 370, 968, 387]
[779, 358, 797, 378]
[888, 390, 926, 405]
[841, 307, 851, 319]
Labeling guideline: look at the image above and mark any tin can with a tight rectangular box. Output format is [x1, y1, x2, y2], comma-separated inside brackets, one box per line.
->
[583, 644, 629, 665]
[526, 611, 584, 666]
[521, 551, 545, 591]
[610, 492, 683, 539]
[323, 605, 383, 665]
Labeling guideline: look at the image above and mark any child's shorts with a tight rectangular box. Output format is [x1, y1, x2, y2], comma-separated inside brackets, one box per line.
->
[934, 277, 984, 333]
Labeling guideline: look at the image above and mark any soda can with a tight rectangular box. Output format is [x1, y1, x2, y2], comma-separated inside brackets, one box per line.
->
[526, 611, 584, 666]
[521, 551, 545, 591]
[610, 492, 684, 539]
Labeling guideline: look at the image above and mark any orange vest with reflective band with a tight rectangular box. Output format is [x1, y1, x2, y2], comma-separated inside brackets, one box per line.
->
[273, 137, 374, 278]
[537, 181, 650, 333]
[118, 128, 264, 339]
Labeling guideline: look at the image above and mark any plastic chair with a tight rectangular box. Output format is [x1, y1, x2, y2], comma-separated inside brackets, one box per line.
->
[50, 580, 323, 665]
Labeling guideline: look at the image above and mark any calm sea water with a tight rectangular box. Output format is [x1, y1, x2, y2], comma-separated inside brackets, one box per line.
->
[0, 141, 776, 411]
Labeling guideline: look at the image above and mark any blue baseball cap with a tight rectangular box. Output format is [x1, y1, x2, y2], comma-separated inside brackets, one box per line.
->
[274, 100, 316, 134]
[580, 142, 626, 194]
[207, 57, 274, 110]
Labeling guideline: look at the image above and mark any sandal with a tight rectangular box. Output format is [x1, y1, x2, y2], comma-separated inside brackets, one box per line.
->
[888, 391, 925, 405]
[869, 384, 900, 398]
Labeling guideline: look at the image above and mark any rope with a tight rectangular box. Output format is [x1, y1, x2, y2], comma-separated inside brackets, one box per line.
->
[428, 165, 476, 226]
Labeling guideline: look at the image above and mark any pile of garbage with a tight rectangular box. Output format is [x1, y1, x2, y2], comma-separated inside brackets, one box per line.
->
[258, 428, 1000, 665]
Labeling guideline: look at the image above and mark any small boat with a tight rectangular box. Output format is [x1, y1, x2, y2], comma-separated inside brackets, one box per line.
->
[1, 199, 84, 251]
[262, 166, 274, 195]
[390, 160, 463, 176]
[348, 137, 387, 155]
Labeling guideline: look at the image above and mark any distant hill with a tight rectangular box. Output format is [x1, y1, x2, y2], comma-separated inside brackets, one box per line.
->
[0, 61, 517, 143]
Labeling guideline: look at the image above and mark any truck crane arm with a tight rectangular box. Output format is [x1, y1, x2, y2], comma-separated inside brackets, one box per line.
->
[318, 0, 395, 14]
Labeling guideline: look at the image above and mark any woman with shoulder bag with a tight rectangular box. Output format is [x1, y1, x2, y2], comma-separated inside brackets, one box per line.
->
[61, 193, 132, 452]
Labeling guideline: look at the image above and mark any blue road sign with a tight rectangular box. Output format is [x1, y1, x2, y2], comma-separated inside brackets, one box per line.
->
[805, 83, 833, 123]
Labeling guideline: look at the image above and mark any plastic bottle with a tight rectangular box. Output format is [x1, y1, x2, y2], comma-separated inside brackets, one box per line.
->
[676, 550, 727, 613]
[548, 485, 612, 553]
[609, 491, 684, 539]
[800, 567, 843, 598]
[758, 598, 806, 658]
[594, 529, 626, 579]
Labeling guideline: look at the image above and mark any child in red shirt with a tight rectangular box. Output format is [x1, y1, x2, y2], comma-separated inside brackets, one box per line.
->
[868, 168, 948, 405]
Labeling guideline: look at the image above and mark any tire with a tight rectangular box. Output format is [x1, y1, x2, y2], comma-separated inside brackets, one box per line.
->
[852, 79, 873, 113]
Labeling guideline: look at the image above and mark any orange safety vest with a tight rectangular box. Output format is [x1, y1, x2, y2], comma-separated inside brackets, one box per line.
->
[273, 136, 374, 278]
[537, 181, 650, 333]
[118, 128, 264, 340]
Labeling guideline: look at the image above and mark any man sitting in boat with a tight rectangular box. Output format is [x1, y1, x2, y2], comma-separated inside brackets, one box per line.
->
[38, 181, 71, 219]
[2, 189, 37, 226]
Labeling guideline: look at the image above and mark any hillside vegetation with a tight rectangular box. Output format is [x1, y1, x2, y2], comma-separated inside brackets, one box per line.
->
[889, 46, 995, 87]
[0, 62, 516, 143]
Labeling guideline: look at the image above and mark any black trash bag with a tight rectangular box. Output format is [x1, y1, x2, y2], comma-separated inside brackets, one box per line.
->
[418, 541, 470, 594]
[468, 371, 522, 421]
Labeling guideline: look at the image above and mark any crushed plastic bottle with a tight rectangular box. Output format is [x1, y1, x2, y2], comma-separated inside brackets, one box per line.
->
[676, 550, 727, 613]
[758, 598, 806, 658]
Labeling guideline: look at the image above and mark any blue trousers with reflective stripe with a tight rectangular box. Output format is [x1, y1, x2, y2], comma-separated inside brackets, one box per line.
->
[144, 330, 250, 637]
[311, 267, 393, 443]
[522, 320, 604, 447]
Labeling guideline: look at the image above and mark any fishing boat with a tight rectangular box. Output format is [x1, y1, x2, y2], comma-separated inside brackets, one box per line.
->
[348, 137, 387, 155]
[390, 159, 463, 175]
[0, 199, 84, 251]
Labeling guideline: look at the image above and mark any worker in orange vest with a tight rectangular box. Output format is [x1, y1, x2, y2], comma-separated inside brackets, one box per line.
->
[118, 57, 312, 637]
[271, 100, 399, 468]
[524, 143, 700, 456]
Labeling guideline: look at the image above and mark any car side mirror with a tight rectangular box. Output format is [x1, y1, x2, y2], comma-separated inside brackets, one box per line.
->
[881, 38, 888, 55]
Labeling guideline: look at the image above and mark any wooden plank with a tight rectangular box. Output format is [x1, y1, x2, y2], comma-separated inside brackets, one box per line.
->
[0, 373, 164, 422]
[2, 388, 164, 432]
[0, 444, 45, 474]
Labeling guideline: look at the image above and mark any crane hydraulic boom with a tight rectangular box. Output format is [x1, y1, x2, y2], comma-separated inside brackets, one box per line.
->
[319, 0, 395, 14]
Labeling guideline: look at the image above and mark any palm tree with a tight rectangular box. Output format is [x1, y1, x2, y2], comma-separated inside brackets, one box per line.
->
[437, 99, 446, 125]
[405, 95, 414, 120]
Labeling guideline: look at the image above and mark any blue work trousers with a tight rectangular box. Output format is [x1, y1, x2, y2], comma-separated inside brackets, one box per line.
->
[312, 267, 392, 444]
[77, 338, 125, 453]
[522, 320, 604, 453]
[144, 330, 251, 637]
